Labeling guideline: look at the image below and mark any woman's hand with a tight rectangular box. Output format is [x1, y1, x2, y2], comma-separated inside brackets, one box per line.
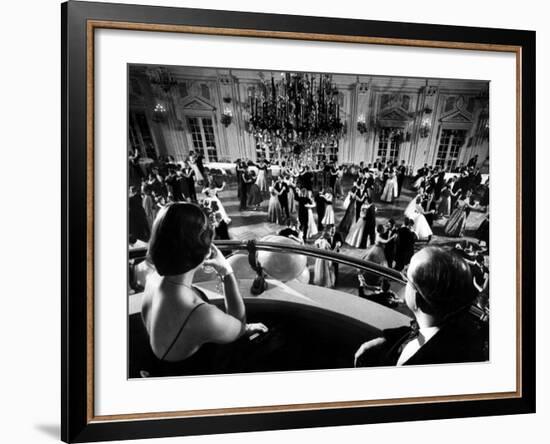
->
[202, 244, 233, 277]
[245, 323, 269, 337]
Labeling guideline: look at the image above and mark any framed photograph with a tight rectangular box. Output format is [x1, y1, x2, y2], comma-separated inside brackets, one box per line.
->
[62, 1, 535, 442]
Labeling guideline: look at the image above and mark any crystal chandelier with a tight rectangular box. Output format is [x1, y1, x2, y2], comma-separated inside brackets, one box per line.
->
[246, 73, 344, 158]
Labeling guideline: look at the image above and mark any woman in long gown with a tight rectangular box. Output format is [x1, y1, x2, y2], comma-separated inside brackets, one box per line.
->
[247, 171, 263, 209]
[361, 224, 396, 285]
[286, 177, 297, 214]
[354, 184, 367, 221]
[345, 205, 367, 247]
[362, 224, 392, 267]
[188, 153, 204, 184]
[267, 182, 283, 224]
[437, 179, 461, 217]
[321, 192, 335, 226]
[339, 184, 357, 236]
[255, 159, 269, 192]
[305, 191, 318, 239]
[380, 171, 399, 203]
[405, 195, 433, 241]
[202, 182, 231, 224]
[445, 191, 477, 237]
[313, 235, 335, 288]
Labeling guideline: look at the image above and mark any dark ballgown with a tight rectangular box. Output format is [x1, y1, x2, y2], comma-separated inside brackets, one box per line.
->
[247, 182, 263, 206]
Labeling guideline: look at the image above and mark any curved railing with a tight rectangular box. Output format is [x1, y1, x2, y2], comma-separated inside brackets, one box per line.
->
[129, 240, 407, 284]
[129, 240, 488, 320]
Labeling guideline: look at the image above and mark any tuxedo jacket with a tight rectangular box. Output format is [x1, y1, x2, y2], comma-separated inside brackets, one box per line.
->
[355, 315, 488, 367]
[329, 232, 344, 250]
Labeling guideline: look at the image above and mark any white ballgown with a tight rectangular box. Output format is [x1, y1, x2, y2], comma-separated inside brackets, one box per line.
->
[381, 175, 398, 203]
[255, 167, 267, 191]
[208, 189, 230, 224]
[306, 202, 318, 239]
[313, 237, 335, 288]
[404, 199, 433, 240]
[321, 195, 335, 225]
[189, 159, 204, 183]
[345, 209, 366, 247]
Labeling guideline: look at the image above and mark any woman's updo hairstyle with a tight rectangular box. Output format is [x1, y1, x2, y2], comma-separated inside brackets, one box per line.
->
[147, 202, 213, 276]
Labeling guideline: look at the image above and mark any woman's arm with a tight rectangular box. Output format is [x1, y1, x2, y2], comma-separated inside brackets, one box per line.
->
[219, 271, 246, 322]
[202, 245, 245, 322]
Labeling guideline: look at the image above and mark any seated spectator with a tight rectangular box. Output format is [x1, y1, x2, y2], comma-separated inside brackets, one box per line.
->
[278, 218, 304, 244]
[358, 277, 399, 308]
[142, 202, 267, 363]
[355, 246, 486, 367]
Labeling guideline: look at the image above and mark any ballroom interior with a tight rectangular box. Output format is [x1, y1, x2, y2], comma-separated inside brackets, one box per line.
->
[128, 65, 490, 377]
[129, 65, 490, 172]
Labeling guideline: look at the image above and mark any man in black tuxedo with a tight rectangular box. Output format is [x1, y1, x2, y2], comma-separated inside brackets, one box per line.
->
[414, 163, 429, 182]
[296, 188, 310, 241]
[471, 167, 482, 191]
[325, 225, 344, 284]
[239, 165, 252, 210]
[274, 176, 289, 222]
[394, 218, 417, 271]
[359, 198, 376, 249]
[315, 189, 326, 231]
[364, 171, 375, 199]
[383, 218, 398, 268]
[355, 246, 486, 367]
[397, 160, 407, 196]
[433, 168, 446, 200]
[299, 166, 314, 191]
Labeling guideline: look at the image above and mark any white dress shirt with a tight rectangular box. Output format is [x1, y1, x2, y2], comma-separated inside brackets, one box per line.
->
[396, 326, 440, 366]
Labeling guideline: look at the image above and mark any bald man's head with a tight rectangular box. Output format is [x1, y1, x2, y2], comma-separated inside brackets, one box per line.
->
[406, 247, 476, 319]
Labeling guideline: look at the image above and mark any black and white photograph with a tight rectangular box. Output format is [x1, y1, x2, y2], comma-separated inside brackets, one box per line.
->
[128, 64, 490, 378]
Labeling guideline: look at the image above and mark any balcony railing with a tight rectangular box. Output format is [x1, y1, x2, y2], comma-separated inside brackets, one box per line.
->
[129, 239, 487, 321]
[129, 240, 407, 284]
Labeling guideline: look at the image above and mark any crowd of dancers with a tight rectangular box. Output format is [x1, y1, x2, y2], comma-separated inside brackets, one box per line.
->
[128, 148, 232, 245]
[129, 150, 489, 311]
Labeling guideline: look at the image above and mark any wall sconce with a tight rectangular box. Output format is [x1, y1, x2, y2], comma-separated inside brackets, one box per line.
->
[419, 106, 432, 138]
[357, 114, 368, 134]
[221, 107, 233, 127]
[152, 103, 167, 122]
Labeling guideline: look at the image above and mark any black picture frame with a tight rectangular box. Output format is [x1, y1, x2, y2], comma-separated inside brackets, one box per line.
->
[62, 1, 536, 442]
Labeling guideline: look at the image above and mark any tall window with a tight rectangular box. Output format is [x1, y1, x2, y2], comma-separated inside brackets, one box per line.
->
[436, 129, 467, 170]
[129, 111, 156, 159]
[377, 127, 401, 164]
[187, 117, 218, 162]
[312, 141, 338, 164]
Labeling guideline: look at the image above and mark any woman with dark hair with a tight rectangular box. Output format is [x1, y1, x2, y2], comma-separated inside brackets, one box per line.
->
[141, 203, 267, 363]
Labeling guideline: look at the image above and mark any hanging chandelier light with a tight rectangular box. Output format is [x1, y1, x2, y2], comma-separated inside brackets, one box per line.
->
[246, 73, 344, 157]
[147, 67, 177, 94]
